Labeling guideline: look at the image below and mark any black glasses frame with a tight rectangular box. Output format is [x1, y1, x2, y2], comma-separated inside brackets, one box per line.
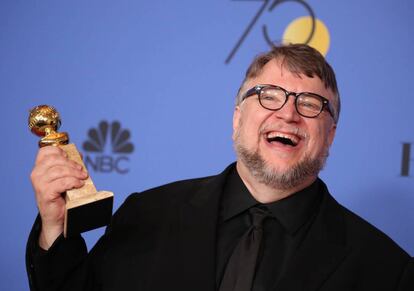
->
[242, 84, 336, 121]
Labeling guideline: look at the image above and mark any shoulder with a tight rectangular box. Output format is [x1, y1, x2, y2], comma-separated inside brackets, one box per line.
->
[111, 176, 209, 222]
[340, 203, 409, 259]
[110, 163, 234, 227]
[121, 163, 235, 209]
[337, 203, 413, 288]
[124, 174, 217, 208]
[319, 181, 409, 261]
[317, 182, 412, 288]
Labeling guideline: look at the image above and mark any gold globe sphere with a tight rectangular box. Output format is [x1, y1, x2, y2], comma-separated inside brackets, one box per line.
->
[28, 105, 69, 147]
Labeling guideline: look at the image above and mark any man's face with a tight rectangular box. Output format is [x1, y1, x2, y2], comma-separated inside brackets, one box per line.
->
[233, 59, 337, 190]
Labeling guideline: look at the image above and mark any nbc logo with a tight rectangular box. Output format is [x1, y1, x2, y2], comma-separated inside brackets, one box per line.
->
[82, 121, 134, 174]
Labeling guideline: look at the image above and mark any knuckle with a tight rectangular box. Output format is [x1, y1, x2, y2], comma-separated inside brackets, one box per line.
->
[48, 167, 69, 181]
[36, 147, 66, 163]
[60, 178, 75, 190]
[43, 156, 66, 169]
[30, 170, 43, 188]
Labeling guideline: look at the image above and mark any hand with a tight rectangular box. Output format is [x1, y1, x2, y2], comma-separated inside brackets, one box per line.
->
[30, 146, 88, 250]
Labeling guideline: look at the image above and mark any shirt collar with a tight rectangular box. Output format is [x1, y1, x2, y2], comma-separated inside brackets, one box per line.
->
[265, 179, 322, 235]
[220, 166, 322, 235]
[219, 166, 258, 222]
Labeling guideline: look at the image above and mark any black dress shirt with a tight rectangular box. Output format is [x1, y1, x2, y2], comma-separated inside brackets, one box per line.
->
[216, 167, 323, 291]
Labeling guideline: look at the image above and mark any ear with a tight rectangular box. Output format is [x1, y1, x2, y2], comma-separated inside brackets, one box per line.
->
[232, 106, 241, 141]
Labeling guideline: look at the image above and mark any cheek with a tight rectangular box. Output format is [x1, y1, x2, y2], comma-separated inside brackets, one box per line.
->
[236, 118, 253, 142]
[235, 114, 263, 144]
[232, 126, 239, 141]
[307, 125, 330, 152]
[234, 106, 276, 143]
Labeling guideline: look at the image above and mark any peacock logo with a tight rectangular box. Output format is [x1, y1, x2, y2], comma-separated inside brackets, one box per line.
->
[82, 121, 134, 174]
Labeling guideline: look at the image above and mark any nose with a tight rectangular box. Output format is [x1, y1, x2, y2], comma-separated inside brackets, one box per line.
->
[273, 94, 301, 123]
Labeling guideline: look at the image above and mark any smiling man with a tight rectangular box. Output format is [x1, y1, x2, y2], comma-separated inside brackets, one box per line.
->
[26, 44, 413, 291]
[233, 48, 338, 204]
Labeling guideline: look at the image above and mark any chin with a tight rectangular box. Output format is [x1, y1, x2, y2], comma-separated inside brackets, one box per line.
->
[236, 142, 327, 191]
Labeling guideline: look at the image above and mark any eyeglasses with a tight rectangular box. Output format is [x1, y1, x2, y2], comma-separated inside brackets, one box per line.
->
[242, 84, 336, 121]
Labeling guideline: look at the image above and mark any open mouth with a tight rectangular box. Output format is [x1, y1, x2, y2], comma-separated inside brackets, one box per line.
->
[266, 132, 300, 147]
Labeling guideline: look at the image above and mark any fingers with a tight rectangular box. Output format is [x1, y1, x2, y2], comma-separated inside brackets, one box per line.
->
[31, 146, 89, 201]
[33, 146, 87, 177]
[34, 153, 86, 177]
[47, 165, 87, 182]
[30, 146, 89, 246]
[35, 146, 67, 165]
[39, 177, 86, 202]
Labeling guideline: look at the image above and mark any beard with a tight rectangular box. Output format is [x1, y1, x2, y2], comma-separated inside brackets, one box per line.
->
[235, 140, 328, 191]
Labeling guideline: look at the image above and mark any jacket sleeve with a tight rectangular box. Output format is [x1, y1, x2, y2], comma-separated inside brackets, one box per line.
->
[25, 215, 94, 291]
[25, 193, 142, 291]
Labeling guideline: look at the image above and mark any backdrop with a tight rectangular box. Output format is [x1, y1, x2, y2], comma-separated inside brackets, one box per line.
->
[1, 0, 413, 289]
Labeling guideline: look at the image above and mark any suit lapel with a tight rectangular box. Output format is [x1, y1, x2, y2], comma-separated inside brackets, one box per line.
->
[165, 164, 233, 291]
[275, 183, 351, 291]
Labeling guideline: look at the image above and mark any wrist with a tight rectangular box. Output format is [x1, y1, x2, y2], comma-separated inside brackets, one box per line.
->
[38, 222, 63, 250]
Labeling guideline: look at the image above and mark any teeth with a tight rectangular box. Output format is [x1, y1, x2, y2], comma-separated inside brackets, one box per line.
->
[266, 132, 299, 146]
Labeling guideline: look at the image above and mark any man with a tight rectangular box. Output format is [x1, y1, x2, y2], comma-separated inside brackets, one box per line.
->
[26, 44, 413, 290]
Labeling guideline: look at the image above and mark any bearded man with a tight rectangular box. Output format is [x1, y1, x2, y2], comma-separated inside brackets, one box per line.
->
[26, 44, 413, 291]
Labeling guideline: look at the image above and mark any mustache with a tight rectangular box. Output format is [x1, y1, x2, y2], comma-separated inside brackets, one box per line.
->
[259, 124, 308, 139]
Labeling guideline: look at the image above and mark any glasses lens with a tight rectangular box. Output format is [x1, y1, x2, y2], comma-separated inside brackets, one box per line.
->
[259, 87, 286, 110]
[296, 94, 323, 117]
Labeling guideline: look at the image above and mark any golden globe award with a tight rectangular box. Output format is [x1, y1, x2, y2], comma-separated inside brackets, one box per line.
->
[28, 105, 113, 237]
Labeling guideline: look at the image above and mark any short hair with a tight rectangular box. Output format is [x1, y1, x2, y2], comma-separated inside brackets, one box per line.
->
[236, 43, 340, 123]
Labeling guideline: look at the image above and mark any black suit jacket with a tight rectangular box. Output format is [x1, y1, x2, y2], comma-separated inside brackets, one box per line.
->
[26, 164, 414, 291]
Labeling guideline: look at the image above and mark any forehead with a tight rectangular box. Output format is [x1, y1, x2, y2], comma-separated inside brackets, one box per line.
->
[245, 59, 334, 101]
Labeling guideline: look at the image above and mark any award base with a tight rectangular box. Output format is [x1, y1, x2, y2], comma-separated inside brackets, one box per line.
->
[61, 144, 114, 237]
[65, 192, 113, 237]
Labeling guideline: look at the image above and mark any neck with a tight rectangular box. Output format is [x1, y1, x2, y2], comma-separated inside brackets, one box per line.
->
[235, 161, 317, 204]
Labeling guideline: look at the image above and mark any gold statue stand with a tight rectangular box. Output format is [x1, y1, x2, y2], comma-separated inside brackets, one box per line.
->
[29, 105, 113, 237]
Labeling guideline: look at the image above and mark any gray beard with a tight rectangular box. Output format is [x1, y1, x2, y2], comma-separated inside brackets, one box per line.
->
[235, 143, 328, 190]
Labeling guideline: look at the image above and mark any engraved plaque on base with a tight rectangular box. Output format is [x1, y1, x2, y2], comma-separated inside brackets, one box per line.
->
[29, 105, 114, 237]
